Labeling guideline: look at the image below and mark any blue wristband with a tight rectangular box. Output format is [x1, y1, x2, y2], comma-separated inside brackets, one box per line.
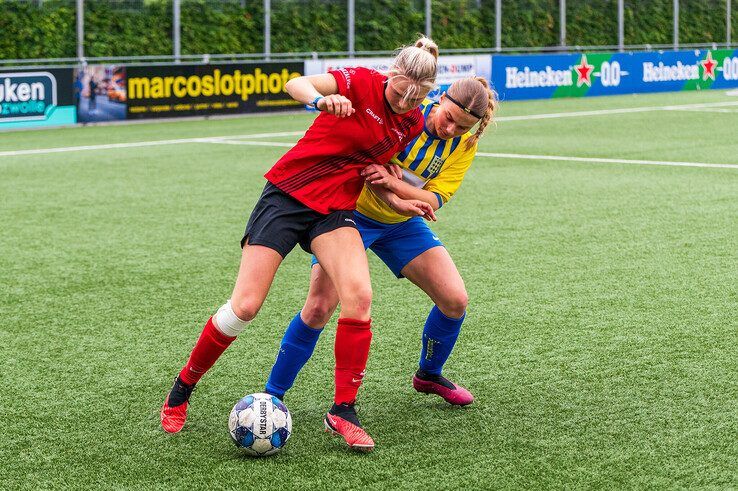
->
[310, 96, 324, 111]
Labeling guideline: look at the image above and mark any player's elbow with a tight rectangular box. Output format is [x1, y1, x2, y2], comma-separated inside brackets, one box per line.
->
[284, 77, 300, 96]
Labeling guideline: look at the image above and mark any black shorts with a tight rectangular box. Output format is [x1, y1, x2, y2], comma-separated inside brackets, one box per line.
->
[242, 182, 357, 258]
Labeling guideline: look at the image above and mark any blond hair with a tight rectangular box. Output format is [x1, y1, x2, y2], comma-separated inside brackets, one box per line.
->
[447, 76, 498, 148]
[388, 36, 439, 104]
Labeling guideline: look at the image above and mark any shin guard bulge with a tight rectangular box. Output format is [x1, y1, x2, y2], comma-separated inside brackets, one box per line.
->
[334, 318, 372, 405]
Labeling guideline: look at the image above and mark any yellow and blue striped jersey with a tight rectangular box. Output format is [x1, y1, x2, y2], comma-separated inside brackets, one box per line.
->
[356, 99, 478, 224]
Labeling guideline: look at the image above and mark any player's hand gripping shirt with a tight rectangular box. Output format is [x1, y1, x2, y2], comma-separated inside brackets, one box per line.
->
[264, 67, 424, 215]
[356, 99, 478, 224]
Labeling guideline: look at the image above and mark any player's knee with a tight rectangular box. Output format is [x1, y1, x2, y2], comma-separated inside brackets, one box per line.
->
[341, 285, 373, 317]
[439, 289, 468, 319]
[301, 298, 336, 327]
[230, 297, 261, 323]
[214, 299, 252, 337]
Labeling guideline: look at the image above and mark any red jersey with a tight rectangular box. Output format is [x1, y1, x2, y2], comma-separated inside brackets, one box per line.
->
[264, 67, 424, 214]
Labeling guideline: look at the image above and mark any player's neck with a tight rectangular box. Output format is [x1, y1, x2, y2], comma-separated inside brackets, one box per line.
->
[425, 106, 440, 137]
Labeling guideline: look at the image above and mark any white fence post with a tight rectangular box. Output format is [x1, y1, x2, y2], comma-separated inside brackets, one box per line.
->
[560, 0, 566, 48]
[76, 0, 84, 61]
[495, 0, 501, 51]
[173, 0, 181, 63]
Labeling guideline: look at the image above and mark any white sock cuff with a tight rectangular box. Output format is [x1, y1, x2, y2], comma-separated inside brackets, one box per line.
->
[214, 300, 250, 337]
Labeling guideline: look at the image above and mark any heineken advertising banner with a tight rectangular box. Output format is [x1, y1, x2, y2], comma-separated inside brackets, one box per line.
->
[125, 62, 304, 119]
[0, 68, 76, 129]
[492, 49, 738, 100]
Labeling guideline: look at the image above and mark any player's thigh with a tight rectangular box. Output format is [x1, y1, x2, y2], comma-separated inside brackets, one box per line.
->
[311, 227, 372, 315]
[229, 243, 283, 321]
[401, 246, 468, 318]
[301, 263, 341, 327]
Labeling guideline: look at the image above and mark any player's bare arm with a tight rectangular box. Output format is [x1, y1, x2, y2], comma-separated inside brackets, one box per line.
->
[362, 163, 441, 210]
[285, 73, 355, 118]
[367, 182, 437, 221]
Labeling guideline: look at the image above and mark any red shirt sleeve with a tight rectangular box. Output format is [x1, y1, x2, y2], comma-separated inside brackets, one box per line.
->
[328, 66, 375, 105]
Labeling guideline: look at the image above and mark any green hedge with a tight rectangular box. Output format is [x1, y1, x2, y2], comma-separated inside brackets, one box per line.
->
[0, 0, 76, 59]
[0, 0, 735, 59]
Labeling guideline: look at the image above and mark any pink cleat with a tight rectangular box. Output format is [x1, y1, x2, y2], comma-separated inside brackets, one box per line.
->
[324, 403, 375, 452]
[412, 371, 474, 406]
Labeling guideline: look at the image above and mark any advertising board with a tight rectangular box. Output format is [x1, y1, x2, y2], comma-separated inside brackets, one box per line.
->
[0, 68, 76, 129]
[491, 49, 738, 100]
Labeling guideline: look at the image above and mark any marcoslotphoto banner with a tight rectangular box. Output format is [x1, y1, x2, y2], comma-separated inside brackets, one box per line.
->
[0, 68, 76, 130]
[125, 62, 304, 119]
[491, 49, 738, 100]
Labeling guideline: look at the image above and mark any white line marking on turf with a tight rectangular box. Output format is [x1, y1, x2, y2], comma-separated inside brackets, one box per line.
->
[3, 136, 736, 169]
[0, 137, 213, 157]
[0, 131, 305, 157]
[207, 131, 304, 140]
[496, 101, 738, 122]
[2, 100, 738, 162]
[476, 152, 738, 169]
[661, 107, 738, 113]
[206, 140, 295, 147]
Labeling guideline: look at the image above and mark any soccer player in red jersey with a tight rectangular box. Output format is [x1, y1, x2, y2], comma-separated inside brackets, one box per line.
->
[160, 37, 440, 449]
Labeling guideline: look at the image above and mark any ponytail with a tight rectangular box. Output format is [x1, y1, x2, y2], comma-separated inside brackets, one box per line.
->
[389, 35, 439, 104]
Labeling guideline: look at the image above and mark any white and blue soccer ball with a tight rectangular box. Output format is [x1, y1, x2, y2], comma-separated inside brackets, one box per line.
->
[228, 392, 292, 456]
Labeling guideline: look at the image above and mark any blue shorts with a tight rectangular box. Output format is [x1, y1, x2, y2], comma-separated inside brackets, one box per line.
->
[312, 211, 444, 278]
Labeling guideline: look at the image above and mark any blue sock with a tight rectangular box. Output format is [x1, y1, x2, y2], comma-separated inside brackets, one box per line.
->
[419, 305, 465, 375]
[265, 312, 323, 399]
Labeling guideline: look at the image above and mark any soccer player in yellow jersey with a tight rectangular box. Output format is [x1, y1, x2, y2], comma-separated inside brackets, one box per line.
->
[265, 77, 497, 446]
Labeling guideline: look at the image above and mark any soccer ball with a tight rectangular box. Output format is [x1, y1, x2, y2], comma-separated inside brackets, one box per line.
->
[228, 392, 292, 456]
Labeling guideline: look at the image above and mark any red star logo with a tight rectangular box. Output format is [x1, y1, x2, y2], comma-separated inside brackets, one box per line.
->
[574, 54, 595, 87]
[700, 51, 717, 81]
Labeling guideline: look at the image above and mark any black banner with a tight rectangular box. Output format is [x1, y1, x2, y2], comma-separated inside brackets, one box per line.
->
[125, 62, 304, 119]
[0, 67, 75, 126]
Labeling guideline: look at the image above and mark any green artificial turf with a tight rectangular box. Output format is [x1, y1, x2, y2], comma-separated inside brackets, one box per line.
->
[1, 90, 736, 489]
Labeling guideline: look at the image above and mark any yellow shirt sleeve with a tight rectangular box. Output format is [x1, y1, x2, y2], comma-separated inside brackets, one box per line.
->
[423, 138, 477, 206]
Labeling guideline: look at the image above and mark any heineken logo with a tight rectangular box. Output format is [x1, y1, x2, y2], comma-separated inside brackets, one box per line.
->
[0, 72, 57, 122]
[505, 66, 573, 89]
[574, 54, 595, 87]
[642, 52, 719, 83]
[700, 51, 717, 80]
[504, 55, 629, 89]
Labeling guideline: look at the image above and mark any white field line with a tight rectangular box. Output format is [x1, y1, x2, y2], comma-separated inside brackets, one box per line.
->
[2, 101, 737, 164]
[496, 101, 738, 122]
[661, 107, 738, 113]
[2, 133, 735, 169]
[476, 152, 738, 169]
[206, 131, 304, 141]
[207, 140, 295, 147]
[0, 131, 305, 158]
[212, 139, 738, 169]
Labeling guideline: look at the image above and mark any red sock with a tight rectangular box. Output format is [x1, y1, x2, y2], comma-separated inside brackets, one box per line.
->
[178, 317, 236, 385]
[334, 317, 372, 405]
